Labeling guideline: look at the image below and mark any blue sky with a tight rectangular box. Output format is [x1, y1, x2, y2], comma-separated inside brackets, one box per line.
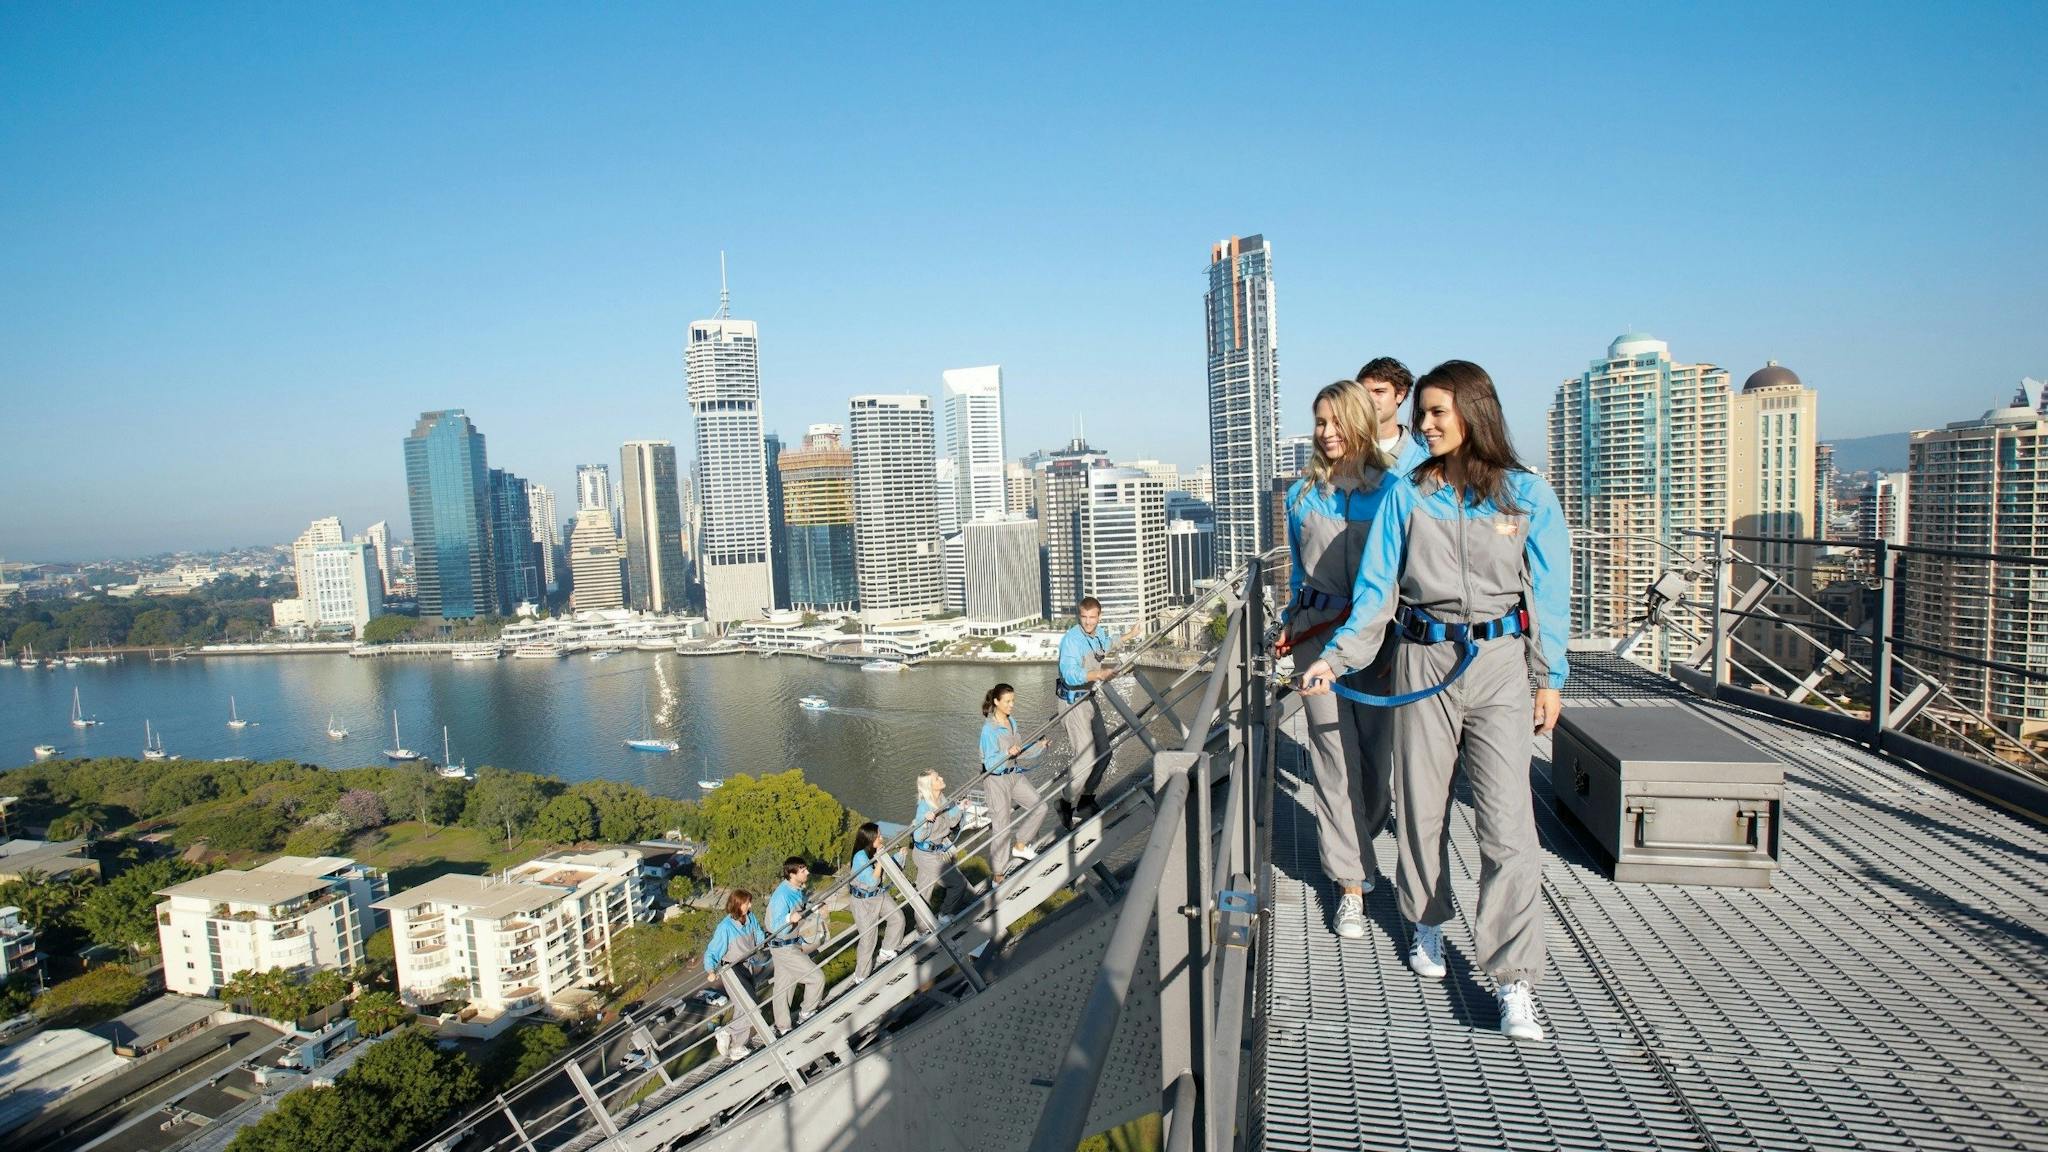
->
[3, 2, 2043, 561]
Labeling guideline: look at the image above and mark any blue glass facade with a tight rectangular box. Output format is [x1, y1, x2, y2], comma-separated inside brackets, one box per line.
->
[787, 524, 857, 610]
[490, 467, 540, 613]
[405, 410, 496, 619]
[765, 432, 790, 610]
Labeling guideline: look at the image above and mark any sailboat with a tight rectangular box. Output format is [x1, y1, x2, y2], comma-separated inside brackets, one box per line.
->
[226, 696, 250, 729]
[437, 727, 471, 780]
[383, 711, 421, 762]
[143, 720, 168, 761]
[70, 687, 100, 728]
[697, 754, 723, 791]
[327, 712, 348, 740]
[627, 663, 680, 752]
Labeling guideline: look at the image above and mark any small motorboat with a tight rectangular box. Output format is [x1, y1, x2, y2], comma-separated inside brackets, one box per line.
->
[798, 696, 829, 712]
[33, 744, 58, 759]
[860, 660, 906, 673]
[625, 738, 680, 754]
[590, 649, 617, 663]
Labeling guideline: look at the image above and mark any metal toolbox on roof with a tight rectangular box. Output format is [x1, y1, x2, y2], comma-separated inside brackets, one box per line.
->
[1550, 706, 1785, 888]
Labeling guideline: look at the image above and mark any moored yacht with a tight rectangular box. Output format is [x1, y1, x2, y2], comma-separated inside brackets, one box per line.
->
[383, 711, 421, 762]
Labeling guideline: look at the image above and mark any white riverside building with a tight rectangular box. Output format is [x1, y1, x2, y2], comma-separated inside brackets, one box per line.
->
[377, 848, 648, 1022]
[1081, 467, 1169, 634]
[964, 515, 1042, 635]
[1205, 234, 1281, 575]
[526, 482, 560, 595]
[943, 365, 1008, 523]
[155, 856, 387, 998]
[273, 517, 384, 637]
[568, 506, 626, 612]
[850, 394, 943, 623]
[688, 306, 775, 626]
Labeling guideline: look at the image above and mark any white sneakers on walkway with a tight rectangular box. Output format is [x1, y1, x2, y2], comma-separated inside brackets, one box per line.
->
[1497, 980, 1544, 1042]
[1333, 893, 1368, 940]
[1407, 921, 1447, 979]
[876, 948, 899, 964]
[1010, 843, 1038, 862]
[714, 1029, 752, 1063]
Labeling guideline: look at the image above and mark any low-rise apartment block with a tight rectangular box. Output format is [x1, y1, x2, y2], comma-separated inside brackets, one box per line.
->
[155, 856, 388, 997]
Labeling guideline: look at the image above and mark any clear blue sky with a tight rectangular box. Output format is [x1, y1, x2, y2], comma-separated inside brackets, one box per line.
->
[3, 2, 2043, 561]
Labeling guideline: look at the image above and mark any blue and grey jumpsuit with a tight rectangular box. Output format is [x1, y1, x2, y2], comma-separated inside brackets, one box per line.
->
[849, 847, 907, 980]
[702, 911, 766, 1049]
[981, 713, 1046, 877]
[912, 796, 969, 915]
[1057, 623, 1121, 802]
[1322, 470, 1571, 987]
[764, 879, 825, 1032]
[1283, 468, 1398, 891]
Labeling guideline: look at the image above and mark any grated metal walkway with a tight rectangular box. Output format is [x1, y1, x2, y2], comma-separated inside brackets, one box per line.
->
[1255, 653, 2048, 1151]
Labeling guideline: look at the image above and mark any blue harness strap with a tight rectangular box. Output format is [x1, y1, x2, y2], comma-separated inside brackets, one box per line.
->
[1322, 604, 1526, 708]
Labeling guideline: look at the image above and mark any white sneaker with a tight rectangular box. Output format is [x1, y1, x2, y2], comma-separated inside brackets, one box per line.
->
[1011, 843, 1038, 861]
[727, 1043, 753, 1063]
[1407, 922, 1447, 979]
[714, 1029, 733, 1060]
[1333, 893, 1368, 940]
[876, 947, 899, 964]
[1498, 981, 1545, 1042]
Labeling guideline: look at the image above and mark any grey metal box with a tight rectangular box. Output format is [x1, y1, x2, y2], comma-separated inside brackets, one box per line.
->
[1550, 706, 1785, 888]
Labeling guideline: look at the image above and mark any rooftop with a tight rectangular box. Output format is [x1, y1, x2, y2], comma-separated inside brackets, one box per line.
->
[158, 868, 331, 908]
[87, 995, 222, 1052]
[0, 838, 98, 879]
[373, 871, 565, 920]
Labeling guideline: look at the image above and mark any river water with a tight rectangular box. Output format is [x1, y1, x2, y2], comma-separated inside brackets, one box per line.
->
[0, 653, 1161, 824]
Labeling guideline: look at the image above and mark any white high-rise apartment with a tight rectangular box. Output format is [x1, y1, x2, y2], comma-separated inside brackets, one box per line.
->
[1080, 467, 1169, 634]
[304, 541, 384, 637]
[1119, 459, 1183, 494]
[1874, 472, 1909, 546]
[936, 457, 961, 537]
[1205, 234, 1281, 574]
[576, 464, 613, 514]
[850, 394, 942, 623]
[619, 440, 689, 614]
[377, 848, 646, 1018]
[1903, 387, 2048, 734]
[568, 507, 625, 611]
[687, 296, 775, 626]
[364, 521, 391, 593]
[1279, 435, 1316, 477]
[965, 515, 1042, 635]
[292, 516, 345, 590]
[526, 482, 560, 594]
[942, 365, 1007, 523]
[1036, 439, 1113, 618]
[156, 856, 388, 997]
[1548, 333, 1730, 668]
[1729, 362, 1820, 672]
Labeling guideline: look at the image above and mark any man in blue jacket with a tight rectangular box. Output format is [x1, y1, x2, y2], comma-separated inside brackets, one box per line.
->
[1056, 595, 1120, 828]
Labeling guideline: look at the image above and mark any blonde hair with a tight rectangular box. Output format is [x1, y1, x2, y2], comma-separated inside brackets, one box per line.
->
[1304, 379, 1390, 493]
[917, 771, 946, 807]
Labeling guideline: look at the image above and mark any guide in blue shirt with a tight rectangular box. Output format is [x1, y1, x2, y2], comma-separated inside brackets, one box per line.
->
[763, 857, 825, 1033]
[1055, 595, 1121, 827]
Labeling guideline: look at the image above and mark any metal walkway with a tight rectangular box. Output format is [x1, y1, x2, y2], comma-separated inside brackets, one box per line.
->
[1255, 653, 2048, 1152]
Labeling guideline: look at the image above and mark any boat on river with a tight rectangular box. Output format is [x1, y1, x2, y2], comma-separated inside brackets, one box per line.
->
[383, 711, 422, 762]
[327, 712, 348, 740]
[33, 744, 57, 759]
[798, 696, 829, 712]
[70, 688, 101, 728]
[625, 737, 679, 753]
[861, 660, 906, 673]
[143, 720, 168, 761]
[436, 727, 471, 780]
[226, 696, 251, 729]
[697, 756, 723, 791]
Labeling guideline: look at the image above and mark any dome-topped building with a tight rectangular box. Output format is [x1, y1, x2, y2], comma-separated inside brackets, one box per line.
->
[1743, 361, 1802, 392]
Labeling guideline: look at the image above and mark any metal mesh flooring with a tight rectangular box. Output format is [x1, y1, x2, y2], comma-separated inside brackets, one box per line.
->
[1255, 654, 2048, 1151]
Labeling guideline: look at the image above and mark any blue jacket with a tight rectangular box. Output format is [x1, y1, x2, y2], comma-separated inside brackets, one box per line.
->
[914, 797, 961, 846]
[850, 848, 884, 893]
[1284, 472, 1397, 632]
[980, 716, 1039, 774]
[766, 880, 805, 943]
[1324, 470, 1572, 689]
[703, 913, 764, 973]
[1386, 428, 1431, 477]
[1058, 624, 1118, 687]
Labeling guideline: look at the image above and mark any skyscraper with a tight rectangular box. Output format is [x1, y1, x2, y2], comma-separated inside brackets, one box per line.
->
[567, 507, 626, 612]
[1205, 233, 1281, 574]
[1903, 389, 2048, 734]
[404, 410, 497, 620]
[935, 457, 960, 538]
[525, 482, 560, 596]
[1036, 438, 1114, 619]
[1119, 459, 1183, 495]
[576, 464, 613, 514]
[1080, 467, 1169, 633]
[1548, 334, 1730, 666]
[964, 515, 1041, 634]
[1005, 460, 1033, 517]
[1814, 441, 1838, 538]
[1167, 518, 1215, 604]
[1279, 435, 1316, 477]
[489, 468, 540, 613]
[942, 365, 1007, 523]
[363, 521, 391, 595]
[687, 293, 774, 625]
[779, 424, 858, 612]
[617, 441, 689, 614]
[1183, 465, 1215, 505]
[1873, 472, 1909, 546]
[849, 394, 942, 623]
[764, 432, 790, 611]
[1729, 363, 1820, 672]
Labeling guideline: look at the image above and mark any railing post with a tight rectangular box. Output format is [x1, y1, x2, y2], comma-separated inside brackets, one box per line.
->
[1709, 529, 1727, 690]
[1870, 540, 1896, 748]
[718, 965, 807, 1092]
[875, 847, 986, 993]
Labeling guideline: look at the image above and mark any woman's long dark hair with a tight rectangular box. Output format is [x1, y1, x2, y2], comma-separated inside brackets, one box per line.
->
[1410, 360, 1529, 512]
[854, 821, 882, 859]
[981, 683, 1014, 717]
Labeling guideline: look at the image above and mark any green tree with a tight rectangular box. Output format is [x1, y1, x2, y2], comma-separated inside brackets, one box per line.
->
[78, 857, 202, 954]
[49, 802, 112, 840]
[9, 619, 55, 654]
[694, 770, 857, 886]
[359, 614, 420, 644]
[568, 779, 660, 842]
[463, 768, 548, 844]
[989, 639, 1016, 653]
[350, 989, 409, 1036]
[127, 608, 187, 648]
[486, 1022, 571, 1088]
[345, 1027, 482, 1141]
[529, 794, 597, 844]
[224, 968, 315, 1022]
[34, 965, 145, 1027]
[0, 973, 36, 1017]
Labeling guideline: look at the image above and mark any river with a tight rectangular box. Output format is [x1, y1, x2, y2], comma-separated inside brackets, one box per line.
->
[0, 652, 1158, 823]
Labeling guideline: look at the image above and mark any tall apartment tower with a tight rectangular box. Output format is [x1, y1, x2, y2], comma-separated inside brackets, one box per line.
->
[964, 515, 1042, 635]
[1080, 467, 1170, 634]
[404, 410, 497, 619]
[525, 482, 560, 596]
[1729, 363, 1820, 673]
[764, 432, 790, 610]
[1548, 334, 1730, 667]
[942, 365, 1008, 523]
[1036, 438, 1113, 620]
[849, 395, 942, 623]
[576, 464, 613, 514]
[567, 507, 626, 612]
[363, 521, 391, 594]
[1903, 388, 2048, 734]
[779, 425, 859, 612]
[489, 468, 539, 613]
[1814, 441, 1838, 538]
[1873, 472, 1909, 545]
[619, 440, 689, 614]
[1005, 460, 1033, 517]
[1205, 234, 1281, 574]
[687, 294, 775, 626]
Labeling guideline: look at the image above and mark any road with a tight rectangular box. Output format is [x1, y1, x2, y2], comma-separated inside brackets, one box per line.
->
[10, 1021, 284, 1152]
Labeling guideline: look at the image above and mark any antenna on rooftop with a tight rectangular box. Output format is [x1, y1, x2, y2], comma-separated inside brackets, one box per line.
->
[717, 251, 730, 320]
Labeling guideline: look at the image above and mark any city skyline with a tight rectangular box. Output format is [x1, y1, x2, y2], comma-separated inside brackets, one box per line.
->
[3, 6, 2042, 560]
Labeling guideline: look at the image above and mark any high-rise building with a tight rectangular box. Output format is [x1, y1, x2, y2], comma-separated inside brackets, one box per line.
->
[1903, 390, 2048, 734]
[1279, 435, 1316, 477]
[1548, 334, 1730, 666]
[1729, 363, 1820, 672]
[526, 482, 560, 595]
[157, 856, 387, 997]
[1080, 467, 1169, 633]
[687, 293, 775, 626]
[576, 464, 613, 514]
[943, 531, 966, 613]
[1120, 459, 1183, 495]
[567, 507, 626, 612]
[942, 366, 1008, 523]
[779, 425, 858, 612]
[1873, 472, 1909, 546]
[404, 410, 497, 619]
[363, 521, 391, 595]
[1035, 438, 1113, 619]
[1814, 442, 1838, 538]
[1183, 465, 1215, 505]
[764, 432, 790, 611]
[1167, 518, 1216, 603]
[1205, 233, 1281, 574]
[292, 516, 345, 596]
[936, 457, 961, 537]
[850, 394, 942, 623]
[277, 518, 385, 637]
[964, 515, 1041, 635]
[619, 440, 689, 614]
[489, 468, 540, 614]
[1005, 460, 1033, 517]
